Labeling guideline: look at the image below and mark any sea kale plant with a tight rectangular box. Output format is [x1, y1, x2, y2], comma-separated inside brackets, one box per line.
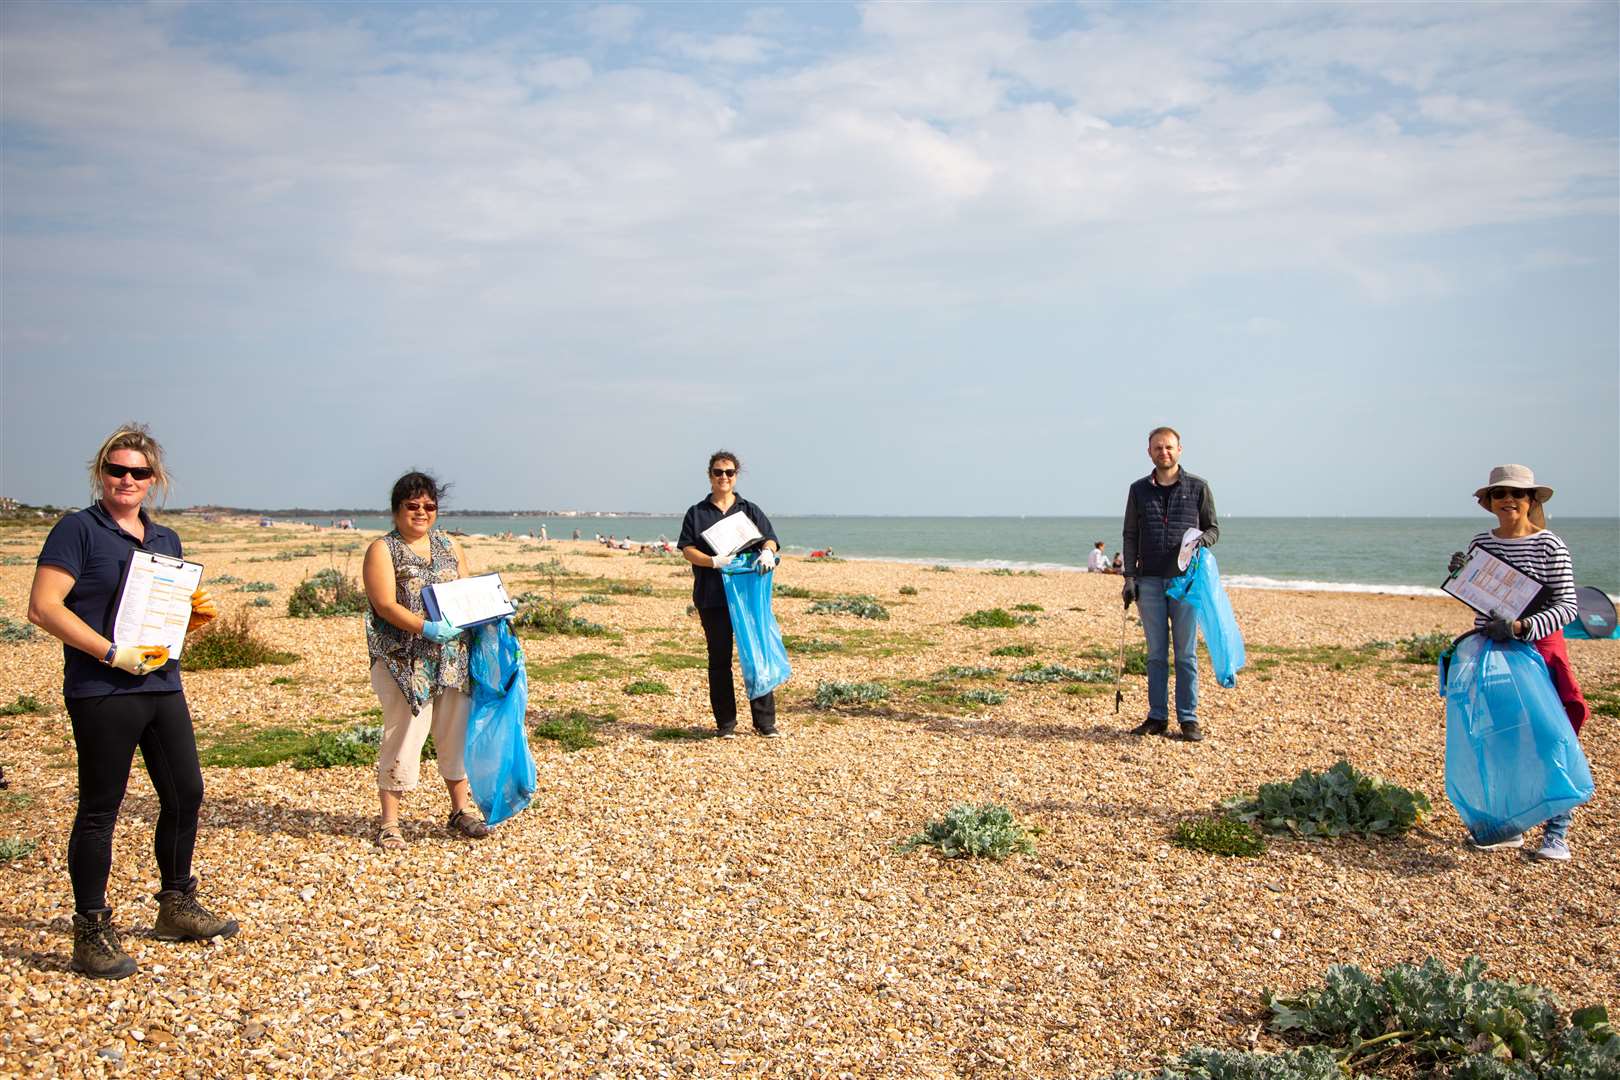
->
[807, 595, 890, 620]
[1223, 759, 1430, 839]
[900, 803, 1036, 861]
[813, 681, 890, 708]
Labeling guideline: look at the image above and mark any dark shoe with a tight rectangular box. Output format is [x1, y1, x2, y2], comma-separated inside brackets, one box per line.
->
[1179, 722, 1205, 743]
[448, 808, 492, 839]
[154, 879, 239, 941]
[717, 727, 738, 740]
[71, 909, 137, 980]
[755, 728, 783, 739]
[1130, 718, 1169, 737]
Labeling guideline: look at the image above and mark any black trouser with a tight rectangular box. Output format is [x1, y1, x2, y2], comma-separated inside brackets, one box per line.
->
[698, 605, 776, 733]
[64, 691, 203, 913]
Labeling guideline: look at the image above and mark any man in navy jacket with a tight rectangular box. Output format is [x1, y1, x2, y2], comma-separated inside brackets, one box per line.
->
[1121, 427, 1219, 742]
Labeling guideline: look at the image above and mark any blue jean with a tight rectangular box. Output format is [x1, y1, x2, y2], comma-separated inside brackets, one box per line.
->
[1137, 576, 1198, 725]
[1542, 809, 1572, 844]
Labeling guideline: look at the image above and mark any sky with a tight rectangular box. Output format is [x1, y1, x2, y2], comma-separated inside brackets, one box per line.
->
[2, 1, 1617, 518]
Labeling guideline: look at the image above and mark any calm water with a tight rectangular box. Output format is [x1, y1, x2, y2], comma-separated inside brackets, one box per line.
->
[315, 515, 1619, 596]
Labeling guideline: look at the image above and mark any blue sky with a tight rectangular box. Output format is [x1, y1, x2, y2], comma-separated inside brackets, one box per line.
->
[3, 1, 1616, 517]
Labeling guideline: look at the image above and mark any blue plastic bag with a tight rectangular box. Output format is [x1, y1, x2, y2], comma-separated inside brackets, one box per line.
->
[464, 620, 537, 826]
[720, 555, 792, 700]
[1439, 633, 1593, 845]
[1164, 548, 1246, 688]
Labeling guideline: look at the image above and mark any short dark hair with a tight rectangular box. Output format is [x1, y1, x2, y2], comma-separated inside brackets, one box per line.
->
[1147, 426, 1181, 444]
[708, 449, 741, 473]
[1094, 541, 1105, 548]
[389, 470, 448, 512]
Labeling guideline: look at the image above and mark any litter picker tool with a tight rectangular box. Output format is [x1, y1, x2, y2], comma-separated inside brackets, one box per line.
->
[1113, 604, 1127, 713]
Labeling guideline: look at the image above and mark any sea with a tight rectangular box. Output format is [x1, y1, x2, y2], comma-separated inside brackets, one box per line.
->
[302, 515, 1620, 597]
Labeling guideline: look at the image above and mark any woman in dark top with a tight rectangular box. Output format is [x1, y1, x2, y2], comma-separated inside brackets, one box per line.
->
[28, 424, 238, 980]
[677, 450, 782, 738]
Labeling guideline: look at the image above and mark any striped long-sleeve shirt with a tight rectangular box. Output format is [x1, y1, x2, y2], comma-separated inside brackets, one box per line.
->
[1465, 529, 1578, 642]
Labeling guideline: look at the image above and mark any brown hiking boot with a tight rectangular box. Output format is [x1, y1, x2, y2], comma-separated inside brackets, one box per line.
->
[71, 909, 137, 980]
[153, 879, 239, 941]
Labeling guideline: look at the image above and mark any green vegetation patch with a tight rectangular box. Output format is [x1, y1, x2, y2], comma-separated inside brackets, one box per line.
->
[647, 651, 706, 671]
[813, 680, 890, 708]
[955, 689, 1006, 706]
[0, 617, 36, 644]
[1589, 686, 1620, 719]
[1172, 816, 1266, 857]
[511, 595, 609, 637]
[1108, 1046, 1341, 1080]
[900, 803, 1036, 860]
[1224, 759, 1431, 839]
[212, 574, 243, 585]
[529, 651, 630, 683]
[287, 569, 368, 617]
[249, 597, 274, 608]
[898, 585, 918, 596]
[1012, 603, 1044, 612]
[1009, 663, 1112, 684]
[239, 580, 276, 593]
[182, 612, 300, 671]
[807, 595, 890, 620]
[0, 837, 37, 863]
[577, 594, 615, 605]
[531, 709, 613, 752]
[774, 584, 815, 599]
[990, 643, 1035, 658]
[0, 695, 46, 717]
[1399, 631, 1454, 664]
[937, 665, 997, 680]
[623, 679, 671, 696]
[648, 726, 712, 742]
[783, 636, 842, 655]
[983, 568, 1042, 577]
[292, 725, 384, 770]
[959, 608, 1036, 629]
[1249, 642, 1385, 671]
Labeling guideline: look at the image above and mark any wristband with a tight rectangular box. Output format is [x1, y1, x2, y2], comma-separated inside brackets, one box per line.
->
[102, 643, 118, 666]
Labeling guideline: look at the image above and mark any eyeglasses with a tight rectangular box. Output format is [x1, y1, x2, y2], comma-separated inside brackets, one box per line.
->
[402, 501, 438, 513]
[711, 468, 737, 478]
[102, 464, 154, 481]
[1489, 488, 1532, 501]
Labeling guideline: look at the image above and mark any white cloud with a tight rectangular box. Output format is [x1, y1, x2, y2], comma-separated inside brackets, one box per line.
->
[664, 32, 774, 66]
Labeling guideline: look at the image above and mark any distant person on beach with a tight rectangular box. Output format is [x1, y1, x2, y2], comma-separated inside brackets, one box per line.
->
[1110, 552, 1124, 574]
[809, 548, 834, 559]
[540, 525, 548, 542]
[678, 449, 782, 739]
[1449, 465, 1588, 861]
[573, 529, 581, 541]
[1087, 541, 1109, 572]
[1121, 426, 1219, 742]
[28, 424, 238, 979]
[362, 472, 491, 850]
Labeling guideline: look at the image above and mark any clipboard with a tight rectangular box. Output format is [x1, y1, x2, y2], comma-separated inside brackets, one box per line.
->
[422, 574, 516, 629]
[113, 551, 204, 659]
[700, 513, 764, 560]
[1442, 549, 1545, 620]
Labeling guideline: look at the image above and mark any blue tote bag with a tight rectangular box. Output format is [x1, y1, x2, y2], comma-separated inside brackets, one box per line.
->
[464, 620, 538, 826]
[1165, 548, 1246, 688]
[720, 556, 792, 700]
[1439, 633, 1593, 845]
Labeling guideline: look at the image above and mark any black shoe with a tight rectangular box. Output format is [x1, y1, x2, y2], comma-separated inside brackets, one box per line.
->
[1179, 722, 1205, 743]
[716, 727, 738, 740]
[1130, 718, 1169, 737]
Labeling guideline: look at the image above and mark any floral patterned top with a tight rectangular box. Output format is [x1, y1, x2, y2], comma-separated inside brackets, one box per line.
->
[365, 529, 470, 714]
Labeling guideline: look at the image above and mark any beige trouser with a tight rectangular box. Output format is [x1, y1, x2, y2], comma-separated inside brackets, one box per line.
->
[371, 662, 469, 792]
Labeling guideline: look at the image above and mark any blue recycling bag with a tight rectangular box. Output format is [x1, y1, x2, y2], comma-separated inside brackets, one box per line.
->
[720, 555, 792, 700]
[1438, 633, 1593, 845]
[464, 620, 537, 826]
[1164, 548, 1246, 688]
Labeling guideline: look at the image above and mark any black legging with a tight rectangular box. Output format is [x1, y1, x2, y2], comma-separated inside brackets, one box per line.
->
[64, 691, 203, 913]
[698, 605, 776, 733]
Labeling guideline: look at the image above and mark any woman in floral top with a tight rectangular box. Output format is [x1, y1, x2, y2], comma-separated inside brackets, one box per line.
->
[362, 471, 490, 849]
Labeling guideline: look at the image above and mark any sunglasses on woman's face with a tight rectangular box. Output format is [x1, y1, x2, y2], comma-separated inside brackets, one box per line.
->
[1489, 488, 1531, 501]
[402, 501, 437, 513]
[711, 468, 737, 478]
[103, 464, 154, 481]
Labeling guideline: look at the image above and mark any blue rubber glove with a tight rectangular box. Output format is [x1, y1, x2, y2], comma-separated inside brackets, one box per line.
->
[421, 617, 463, 643]
[756, 548, 778, 574]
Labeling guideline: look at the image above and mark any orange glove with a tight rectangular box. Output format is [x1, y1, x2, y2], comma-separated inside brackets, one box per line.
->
[187, 588, 218, 634]
[110, 645, 170, 675]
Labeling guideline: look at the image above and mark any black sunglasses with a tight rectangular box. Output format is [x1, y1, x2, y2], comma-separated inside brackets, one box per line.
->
[103, 464, 154, 481]
[711, 468, 737, 478]
[402, 501, 438, 513]
[1489, 487, 1533, 501]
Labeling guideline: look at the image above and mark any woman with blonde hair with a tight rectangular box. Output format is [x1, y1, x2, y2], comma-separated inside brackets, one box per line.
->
[28, 424, 237, 979]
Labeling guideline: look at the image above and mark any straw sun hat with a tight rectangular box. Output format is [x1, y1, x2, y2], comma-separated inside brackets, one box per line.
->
[1474, 464, 1554, 527]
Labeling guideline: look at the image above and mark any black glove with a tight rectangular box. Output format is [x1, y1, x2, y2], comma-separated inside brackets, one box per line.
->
[1448, 551, 1467, 575]
[1483, 616, 1514, 642]
[1195, 530, 1214, 550]
[1122, 579, 1138, 609]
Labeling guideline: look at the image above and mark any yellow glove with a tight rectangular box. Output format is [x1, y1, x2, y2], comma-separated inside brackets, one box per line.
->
[110, 645, 170, 676]
[187, 588, 218, 633]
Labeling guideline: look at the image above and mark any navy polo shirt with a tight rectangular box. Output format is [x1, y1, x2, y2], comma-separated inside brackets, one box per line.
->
[677, 494, 779, 610]
[36, 503, 186, 699]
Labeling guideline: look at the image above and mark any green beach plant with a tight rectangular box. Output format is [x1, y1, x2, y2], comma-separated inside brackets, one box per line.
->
[956, 688, 1006, 706]
[0, 694, 45, 717]
[510, 597, 609, 637]
[1399, 631, 1454, 664]
[531, 709, 612, 752]
[623, 679, 671, 696]
[783, 636, 842, 655]
[813, 681, 890, 708]
[938, 665, 998, 680]
[900, 803, 1036, 860]
[898, 585, 918, 596]
[0, 837, 37, 863]
[0, 616, 36, 644]
[181, 611, 300, 671]
[807, 595, 890, 620]
[959, 608, 1036, 629]
[990, 643, 1035, 657]
[1223, 759, 1431, 838]
[774, 584, 815, 599]
[239, 580, 276, 592]
[1008, 663, 1111, 684]
[1172, 816, 1266, 857]
[286, 569, 368, 618]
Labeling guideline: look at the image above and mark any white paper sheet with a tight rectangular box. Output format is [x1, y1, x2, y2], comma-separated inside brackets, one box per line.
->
[1177, 527, 1202, 572]
[424, 574, 516, 628]
[113, 552, 204, 658]
[1442, 549, 1544, 620]
[701, 513, 764, 559]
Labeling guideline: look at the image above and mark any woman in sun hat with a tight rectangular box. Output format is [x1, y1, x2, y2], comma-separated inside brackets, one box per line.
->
[1447, 464, 1588, 861]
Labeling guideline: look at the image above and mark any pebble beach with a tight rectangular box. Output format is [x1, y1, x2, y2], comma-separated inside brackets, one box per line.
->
[0, 518, 1615, 1078]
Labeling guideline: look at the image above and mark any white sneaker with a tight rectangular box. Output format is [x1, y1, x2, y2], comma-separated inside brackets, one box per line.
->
[1469, 832, 1524, 850]
[1532, 836, 1571, 861]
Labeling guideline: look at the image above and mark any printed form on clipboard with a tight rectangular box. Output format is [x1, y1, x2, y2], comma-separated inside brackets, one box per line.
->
[422, 574, 516, 629]
[113, 551, 204, 659]
[700, 513, 764, 560]
[1443, 549, 1545, 621]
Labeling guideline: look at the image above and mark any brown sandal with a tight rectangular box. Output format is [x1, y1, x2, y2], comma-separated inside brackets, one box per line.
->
[448, 809, 491, 839]
[376, 823, 405, 851]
